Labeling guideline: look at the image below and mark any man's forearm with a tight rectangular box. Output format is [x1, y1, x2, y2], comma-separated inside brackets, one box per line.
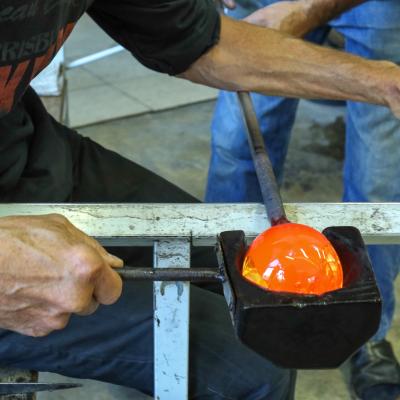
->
[182, 16, 400, 115]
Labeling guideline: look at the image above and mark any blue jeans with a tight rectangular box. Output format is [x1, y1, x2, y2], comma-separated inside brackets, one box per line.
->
[206, 0, 400, 342]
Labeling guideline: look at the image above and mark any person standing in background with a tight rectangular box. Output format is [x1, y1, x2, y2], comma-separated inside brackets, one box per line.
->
[208, 1, 400, 399]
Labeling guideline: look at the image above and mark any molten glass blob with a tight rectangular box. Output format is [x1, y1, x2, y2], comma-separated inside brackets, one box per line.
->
[242, 223, 343, 295]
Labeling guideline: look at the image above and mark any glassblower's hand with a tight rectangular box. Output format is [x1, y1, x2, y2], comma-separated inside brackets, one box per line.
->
[222, 0, 236, 10]
[0, 214, 123, 337]
[244, 1, 309, 37]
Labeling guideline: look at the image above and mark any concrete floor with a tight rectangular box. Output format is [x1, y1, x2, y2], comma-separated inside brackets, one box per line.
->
[65, 15, 217, 128]
[37, 99, 400, 399]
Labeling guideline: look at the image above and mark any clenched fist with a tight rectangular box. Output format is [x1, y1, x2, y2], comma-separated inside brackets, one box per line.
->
[0, 214, 123, 337]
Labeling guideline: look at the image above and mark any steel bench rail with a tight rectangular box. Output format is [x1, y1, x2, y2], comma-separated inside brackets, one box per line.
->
[1, 203, 400, 400]
[1, 203, 400, 245]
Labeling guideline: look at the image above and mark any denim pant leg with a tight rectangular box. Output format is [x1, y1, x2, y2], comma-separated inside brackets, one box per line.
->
[206, 0, 297, 202]
[206, 0, 332, 203]
[0, 282, 295, 400]
[206, 93, 299, 202]
[332, 1, 400, 341]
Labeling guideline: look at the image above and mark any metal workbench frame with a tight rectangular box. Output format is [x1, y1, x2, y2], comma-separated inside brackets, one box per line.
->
[1, 203, 400, 399]
[1, 203, 399, 245]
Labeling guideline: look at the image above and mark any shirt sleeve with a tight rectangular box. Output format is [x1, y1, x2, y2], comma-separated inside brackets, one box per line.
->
[87, 0, 221, 75]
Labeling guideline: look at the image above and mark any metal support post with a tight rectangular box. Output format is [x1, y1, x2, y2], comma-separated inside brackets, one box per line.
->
[154, 240, 191, 400]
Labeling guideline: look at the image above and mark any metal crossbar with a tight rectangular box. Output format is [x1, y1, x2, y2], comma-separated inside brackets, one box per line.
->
[1, 203, 400, 245]
[1, 203, 400, 399]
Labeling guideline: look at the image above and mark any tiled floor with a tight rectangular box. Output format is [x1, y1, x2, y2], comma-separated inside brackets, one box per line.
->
[65, 15, 217, 127]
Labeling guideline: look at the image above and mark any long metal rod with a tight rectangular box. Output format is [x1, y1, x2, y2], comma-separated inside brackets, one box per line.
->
[0, 383, 81, 395]
[117, 267, 224, 282]
[237, 92, 288, 225]
[219, 0, 287, 226]
[66, 45, 124, 69]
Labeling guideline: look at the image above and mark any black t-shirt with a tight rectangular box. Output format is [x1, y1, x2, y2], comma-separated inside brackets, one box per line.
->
[0, 0, 220, 200]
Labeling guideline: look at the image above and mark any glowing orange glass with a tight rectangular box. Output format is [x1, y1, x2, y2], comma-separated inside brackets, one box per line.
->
[242, 223, 343, 295]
